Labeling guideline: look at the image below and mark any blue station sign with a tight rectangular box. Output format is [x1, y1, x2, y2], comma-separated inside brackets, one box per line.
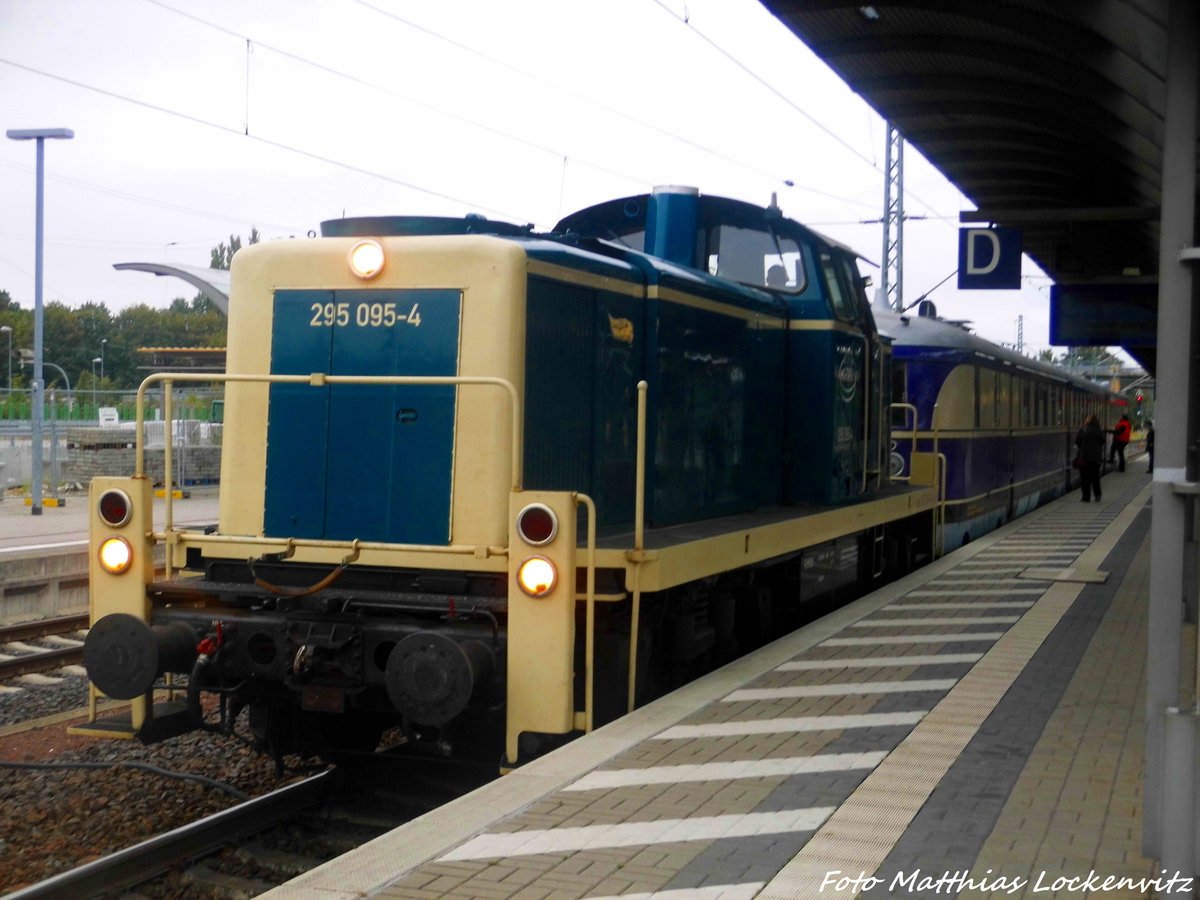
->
[957, 226, 1022, 289]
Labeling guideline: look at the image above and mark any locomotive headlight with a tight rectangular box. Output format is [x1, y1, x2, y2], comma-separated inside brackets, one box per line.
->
[348, 239, 385, 279]
[516, 503, 558, 546]
[516, 556, 557, 598]
[98, 536, 134, 575]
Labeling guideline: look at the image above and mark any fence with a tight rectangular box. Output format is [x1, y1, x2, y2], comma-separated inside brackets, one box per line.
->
[0, 388, 225, 425]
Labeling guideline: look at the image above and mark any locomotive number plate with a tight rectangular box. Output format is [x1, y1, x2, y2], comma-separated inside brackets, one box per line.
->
[310, 300, 422, 328]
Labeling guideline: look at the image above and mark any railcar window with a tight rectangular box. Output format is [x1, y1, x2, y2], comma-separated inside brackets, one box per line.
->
[1022, 380, 1032, 428]
[707, 225, 804, 292]
[978, 368, 996, 429]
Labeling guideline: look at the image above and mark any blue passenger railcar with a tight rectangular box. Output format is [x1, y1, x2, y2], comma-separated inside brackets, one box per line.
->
[877, 305, 1121, 551]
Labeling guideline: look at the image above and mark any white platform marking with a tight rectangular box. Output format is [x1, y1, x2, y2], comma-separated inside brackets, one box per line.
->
[888, 602, 1034, 610]
[822, 633, 1003, 646]
[655, 711, 927, 740]
[564, 751, 888, 791]
[777, 653, 982, 670]
[438, 808, 835, 861]
[905, 589, 1045, 596]
[588, 884, 765, 900]
[851, 616, 1019, 626]
[724, 680, 956, 702]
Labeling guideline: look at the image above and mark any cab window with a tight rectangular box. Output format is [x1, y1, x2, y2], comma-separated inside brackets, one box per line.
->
[819, 251, 856, 321]
[706, 224, 806, 292]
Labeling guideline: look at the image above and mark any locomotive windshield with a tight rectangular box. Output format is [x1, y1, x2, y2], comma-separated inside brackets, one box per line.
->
[705, 223, 806, 293]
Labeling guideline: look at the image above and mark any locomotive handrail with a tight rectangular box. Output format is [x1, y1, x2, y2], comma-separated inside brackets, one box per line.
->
[889, 402, 919, 482]
[576, 492, 597, 734]
[932, 402, 945, 558]
[134, 372, 522, 561]
[629, 380, 649, 714]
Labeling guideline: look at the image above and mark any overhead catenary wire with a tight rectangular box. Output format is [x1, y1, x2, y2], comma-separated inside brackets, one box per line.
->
[147, 0, 878, 213]
[647, 0, 955, 224]
[0, 56, 531, 223]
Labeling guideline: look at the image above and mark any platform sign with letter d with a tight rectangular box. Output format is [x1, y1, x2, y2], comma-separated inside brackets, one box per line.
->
[957, 226, 1022, 289]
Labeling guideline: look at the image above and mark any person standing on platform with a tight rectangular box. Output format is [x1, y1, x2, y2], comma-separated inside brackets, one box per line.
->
[1110, 413, 1131, 471]
[1146, 420, 1154, 472]
[1076, 413, 1105, 502]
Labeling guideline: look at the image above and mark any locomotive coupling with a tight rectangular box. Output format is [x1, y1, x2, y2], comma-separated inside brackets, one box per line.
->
[83, 613, 198, 700]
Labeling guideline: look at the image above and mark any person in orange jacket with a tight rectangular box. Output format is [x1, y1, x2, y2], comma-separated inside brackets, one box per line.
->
[1110, 414, 1131, 472]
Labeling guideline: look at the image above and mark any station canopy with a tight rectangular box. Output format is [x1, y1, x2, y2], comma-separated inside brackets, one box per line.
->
[759, 0, 1191, 373]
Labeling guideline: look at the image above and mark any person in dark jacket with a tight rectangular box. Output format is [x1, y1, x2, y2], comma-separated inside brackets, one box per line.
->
[1146, 420, 1154, 473]
[1110, 414, 1132, 471]
[1076, 414, 1105, 502]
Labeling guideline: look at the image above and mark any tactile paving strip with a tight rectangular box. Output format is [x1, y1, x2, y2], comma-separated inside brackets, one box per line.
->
[756, 490, 1148, 900]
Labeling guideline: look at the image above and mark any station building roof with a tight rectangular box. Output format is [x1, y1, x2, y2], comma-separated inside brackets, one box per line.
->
[759, 0, 1190, 373]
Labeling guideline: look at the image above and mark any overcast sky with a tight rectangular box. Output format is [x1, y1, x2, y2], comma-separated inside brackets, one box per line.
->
[1, 0, 1084, 358]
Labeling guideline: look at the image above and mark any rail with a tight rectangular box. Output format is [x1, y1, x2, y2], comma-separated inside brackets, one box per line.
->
[4, 771, 334, 900]
[0, 614, 88, 680]
[132, 373, 521, 577]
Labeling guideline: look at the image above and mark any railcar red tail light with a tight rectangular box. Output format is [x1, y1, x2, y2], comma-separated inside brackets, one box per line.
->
[516, 556, 557, 597]
[98, 537, 133, 575]
[97, 489, 132, 527]
[516, 503, 558, 545]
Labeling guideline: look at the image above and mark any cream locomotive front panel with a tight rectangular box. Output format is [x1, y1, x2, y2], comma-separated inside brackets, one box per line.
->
[219, 237, 528, 551]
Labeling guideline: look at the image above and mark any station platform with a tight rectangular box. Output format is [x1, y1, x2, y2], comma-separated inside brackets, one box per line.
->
[266, 464, 1161, 900]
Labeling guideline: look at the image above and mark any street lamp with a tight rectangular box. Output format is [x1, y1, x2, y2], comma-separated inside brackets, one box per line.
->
[100, 337, 107, 382]
[7, 127, 73, 516]
[0, 326, 11, 393]
[92, 357, 101, 416]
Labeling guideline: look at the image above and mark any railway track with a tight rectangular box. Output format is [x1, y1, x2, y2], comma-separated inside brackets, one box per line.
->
[0, 614, 88, 680]
[6, 770, 336, 899]
[7, 747, 498, 899]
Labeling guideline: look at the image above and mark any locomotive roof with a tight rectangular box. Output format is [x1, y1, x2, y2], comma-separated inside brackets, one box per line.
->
[555, 191, 871, 262]
[874, 305, 1115, 397]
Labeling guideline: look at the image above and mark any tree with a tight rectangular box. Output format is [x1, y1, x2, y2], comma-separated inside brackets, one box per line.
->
[210, 227, 260, 271]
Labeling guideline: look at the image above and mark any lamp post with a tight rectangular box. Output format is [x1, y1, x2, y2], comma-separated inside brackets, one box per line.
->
[0, 326, 10, 394]
[92, 357, 101, 417]
[100, 337, 106, 382]
[7, 127, 73, 516]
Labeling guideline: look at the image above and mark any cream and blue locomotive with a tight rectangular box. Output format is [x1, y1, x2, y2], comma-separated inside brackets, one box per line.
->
[80, 187, 940, 767]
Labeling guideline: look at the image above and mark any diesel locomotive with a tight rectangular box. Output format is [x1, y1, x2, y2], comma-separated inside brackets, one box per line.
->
[77, 186, 1099, 768]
